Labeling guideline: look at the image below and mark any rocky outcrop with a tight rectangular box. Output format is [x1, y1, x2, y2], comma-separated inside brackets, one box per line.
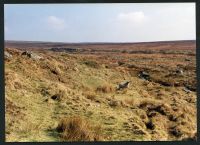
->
[21, 51, 42, 60]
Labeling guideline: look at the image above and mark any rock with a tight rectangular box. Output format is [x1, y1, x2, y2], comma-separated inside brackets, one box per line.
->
[138, 71, 150, 80]
[21, 51, 42, 60]
[184, 85, 196, 92]
[21, 51, 31, 57]
[183, 87, 191, 94]
[73, 67, 78, 71]
[175, 69, 184, 75]
[117, 81, 130, 90]
[31, 53, 42, 60]
[4, 51, 12, 60]
[185, 58, 190, 61]
[51, 94, 61, 100]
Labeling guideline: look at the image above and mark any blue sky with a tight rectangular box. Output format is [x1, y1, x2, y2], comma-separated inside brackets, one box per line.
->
[4, 3, 195, 42]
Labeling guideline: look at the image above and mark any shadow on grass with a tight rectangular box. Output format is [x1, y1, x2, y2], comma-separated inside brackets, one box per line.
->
[45, 128, 60, 142]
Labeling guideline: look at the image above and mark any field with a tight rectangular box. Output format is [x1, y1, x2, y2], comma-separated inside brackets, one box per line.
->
[5, 40, 197, 141]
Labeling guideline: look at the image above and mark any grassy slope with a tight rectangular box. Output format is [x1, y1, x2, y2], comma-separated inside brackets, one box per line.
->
[5, 47, 197, 141]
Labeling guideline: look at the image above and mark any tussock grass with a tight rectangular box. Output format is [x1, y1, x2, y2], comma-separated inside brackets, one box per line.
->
[83, 92, 98, 101]
[96, 84, 115, 93]
[56, 116, 102, 141]
[83, 60, 100, 69]
[5, 46, 197, 141]
[124, 98, 135, 106]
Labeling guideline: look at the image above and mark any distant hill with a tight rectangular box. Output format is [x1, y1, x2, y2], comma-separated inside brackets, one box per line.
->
[5, 40, 196, 51]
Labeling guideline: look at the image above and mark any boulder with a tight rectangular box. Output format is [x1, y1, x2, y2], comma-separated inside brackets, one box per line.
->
[21, 51, 31, 57]
[183, 87, 191, 94]
[117, 81, 130, 90]
[138, 71, 150, 80]
[4, 51, 12, 60]
[175, 69, 184, 75]
[21, 51, 42, 60]
[30, 53, 42, 60]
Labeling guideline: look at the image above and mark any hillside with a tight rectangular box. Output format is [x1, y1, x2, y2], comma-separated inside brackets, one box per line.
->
[5, 40, 196, 51]
[5, 41, 197, 141]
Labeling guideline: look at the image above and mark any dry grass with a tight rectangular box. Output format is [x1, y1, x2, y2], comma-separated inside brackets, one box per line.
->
[5, 42, 196, 141]
[50, 90, 65, 101]
[83, 60, 100, 69]
[56, 116, 102, 141]
[124, 98, 135, 106]
[96, 84, 115, 93]
[83, 92, 98, 101]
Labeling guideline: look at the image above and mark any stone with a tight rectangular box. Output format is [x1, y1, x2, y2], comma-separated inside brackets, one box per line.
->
[21, 51, 42, 60]
[51, 94, 61, 100]
[185, 58, 190, 61]
[138, 71, 150, 80]
[183, 87, 191, 94]
[175, 69, 184, 75]
[4, 51, 12, 60]
[117, 81, 130, 90]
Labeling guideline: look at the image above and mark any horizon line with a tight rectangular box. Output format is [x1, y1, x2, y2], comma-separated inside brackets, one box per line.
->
[5, 39, 196, 44]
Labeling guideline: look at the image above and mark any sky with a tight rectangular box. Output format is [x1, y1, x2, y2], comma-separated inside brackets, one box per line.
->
[4, 3, 196, 43]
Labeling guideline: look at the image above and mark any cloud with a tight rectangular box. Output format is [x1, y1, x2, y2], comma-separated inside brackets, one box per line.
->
[47, 16, 66, 30]
[110, 5, 195, 42]
[117, 11, 146, 23]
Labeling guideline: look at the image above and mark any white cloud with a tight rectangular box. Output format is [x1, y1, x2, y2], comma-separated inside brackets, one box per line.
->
[110, 4, 195, 42]
[117, 11, 146, 23]
[47, 16, 66, 30]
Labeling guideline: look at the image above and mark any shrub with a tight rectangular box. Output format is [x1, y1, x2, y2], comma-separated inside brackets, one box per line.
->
[118, 61, 125, 66]
[121, 50, 127, 53]
[83, 92, 97, 101]
[83, 60, 100, 68]
[56, 116, 102, 141]
[96, 85, 114, 93]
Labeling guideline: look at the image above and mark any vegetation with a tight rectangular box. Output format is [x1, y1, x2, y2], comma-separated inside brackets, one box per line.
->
[5, 41, 197, 142]
[56, 116, 102, 141]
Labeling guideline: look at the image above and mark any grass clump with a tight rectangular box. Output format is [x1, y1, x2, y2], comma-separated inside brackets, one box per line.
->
[56, 116, 102, 141]
[83, 92, 98, 101]
[83, 60, 100, 68]
[124, 98, 136, 106]
[96, 84, 114, 93]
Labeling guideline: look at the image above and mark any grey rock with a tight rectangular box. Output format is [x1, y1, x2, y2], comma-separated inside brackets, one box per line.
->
[183, 87, 191, 94]
[21, 51, 42, 60]
[175, 69, 184, 75]
[117, 81, 130, 90]
[185, 58, 190, 61]
[4, 51, 12, 60]
[138, 71, 150, 80]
